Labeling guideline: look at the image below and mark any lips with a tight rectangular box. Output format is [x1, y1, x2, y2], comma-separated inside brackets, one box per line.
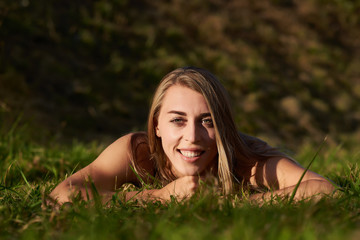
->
[177, 149, 205, 159]
[180, 150, 202, 157]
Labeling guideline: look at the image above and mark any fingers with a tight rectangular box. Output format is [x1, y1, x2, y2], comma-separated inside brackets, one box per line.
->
[161, 176, 199, 200]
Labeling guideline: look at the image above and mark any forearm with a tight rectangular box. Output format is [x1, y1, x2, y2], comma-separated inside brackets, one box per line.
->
[249, 179, 337, 202]
[50, 180, 162, 206]
[122, 189, 163, 202]
[50, 176, 200, 205]
[122, 176, 201, 203]
[49, 181, 91, 204]
[49, 179, 115, 205]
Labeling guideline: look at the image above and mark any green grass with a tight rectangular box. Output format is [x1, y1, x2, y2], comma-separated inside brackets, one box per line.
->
[1, 125, 359, 240]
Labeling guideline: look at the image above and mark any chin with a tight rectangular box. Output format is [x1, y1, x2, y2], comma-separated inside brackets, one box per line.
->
[179, 168, 203, 177]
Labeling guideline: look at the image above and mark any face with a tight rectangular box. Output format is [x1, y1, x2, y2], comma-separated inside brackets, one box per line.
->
[155, 85, 218, 177]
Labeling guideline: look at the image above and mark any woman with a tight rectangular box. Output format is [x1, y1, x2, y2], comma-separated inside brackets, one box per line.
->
[50, 67, 335, 204]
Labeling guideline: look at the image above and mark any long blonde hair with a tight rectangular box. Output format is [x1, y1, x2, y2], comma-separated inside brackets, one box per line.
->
[146, 66, 290, 194]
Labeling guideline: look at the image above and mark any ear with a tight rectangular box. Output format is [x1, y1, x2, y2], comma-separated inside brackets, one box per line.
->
[155, 126, 161, 137]
[154, 119, 161, 137]
[155, 127, 161, 137]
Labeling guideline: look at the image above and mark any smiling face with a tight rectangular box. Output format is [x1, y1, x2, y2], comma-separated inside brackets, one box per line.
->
[155, 85, 218, 177]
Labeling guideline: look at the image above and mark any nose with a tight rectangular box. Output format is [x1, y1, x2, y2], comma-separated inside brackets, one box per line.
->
[184, 121, 200, 143]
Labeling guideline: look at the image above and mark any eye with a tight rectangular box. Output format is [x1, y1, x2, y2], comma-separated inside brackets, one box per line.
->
[202, 118, 213, 127]
[170, 118, 185, 125]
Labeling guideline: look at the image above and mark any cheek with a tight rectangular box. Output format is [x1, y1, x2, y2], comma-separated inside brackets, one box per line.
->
[207, 130, 217, 145]
[160, 123, 180, 140]
[160, 129, 179, 150]
[209, 136, 218, 155]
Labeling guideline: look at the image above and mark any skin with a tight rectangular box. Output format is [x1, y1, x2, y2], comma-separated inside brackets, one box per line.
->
[49, 85, 335, 205]
[155, 85, 218, 177]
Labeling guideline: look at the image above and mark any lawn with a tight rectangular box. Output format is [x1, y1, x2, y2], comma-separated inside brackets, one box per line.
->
[1, 124, 359, 240]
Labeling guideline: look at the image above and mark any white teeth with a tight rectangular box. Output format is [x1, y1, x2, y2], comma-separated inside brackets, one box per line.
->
[180, 150, 202, 158]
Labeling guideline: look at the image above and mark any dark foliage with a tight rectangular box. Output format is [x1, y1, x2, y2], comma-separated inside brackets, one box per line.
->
[1, 0, 360, 148]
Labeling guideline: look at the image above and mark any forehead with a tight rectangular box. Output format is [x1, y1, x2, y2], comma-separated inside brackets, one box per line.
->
[160, 85, 209, 113]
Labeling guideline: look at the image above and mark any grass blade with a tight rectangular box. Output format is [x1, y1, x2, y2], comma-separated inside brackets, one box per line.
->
[19, 168, 31, 189]
[288, 136, 327, 203]
[128, 164, 147, 187]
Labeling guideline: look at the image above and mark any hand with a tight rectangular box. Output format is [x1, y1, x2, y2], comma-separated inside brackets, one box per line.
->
[158, 176, 201, 201]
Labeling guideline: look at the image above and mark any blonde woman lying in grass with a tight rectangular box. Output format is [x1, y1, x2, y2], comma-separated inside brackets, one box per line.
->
[50, 67, 336, 205]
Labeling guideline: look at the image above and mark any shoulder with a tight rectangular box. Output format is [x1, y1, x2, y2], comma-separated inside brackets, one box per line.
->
[126, 132, 153, 174]
[128, 132, 148, 148]
[250, 156, 324, 190]
[127, 132, 150, 158]
[248, 157, 294, 190]
[110, 132, 148, 152]
[117, 131, 147, 143]
[89, 132, 153, 185]
[92, 132, 149, 167]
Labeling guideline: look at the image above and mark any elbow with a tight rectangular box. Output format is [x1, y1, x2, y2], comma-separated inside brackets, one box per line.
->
[306, 179, 338, 196]
[48, 181, 74, 205]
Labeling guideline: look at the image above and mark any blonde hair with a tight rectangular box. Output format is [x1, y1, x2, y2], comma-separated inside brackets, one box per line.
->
[146, 66, 290, 194]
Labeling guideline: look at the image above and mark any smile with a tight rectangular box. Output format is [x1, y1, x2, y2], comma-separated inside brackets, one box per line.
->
[178, 150, 204, 158]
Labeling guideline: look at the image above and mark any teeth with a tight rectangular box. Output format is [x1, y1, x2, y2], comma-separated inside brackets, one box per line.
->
[180, 150, 202, 158]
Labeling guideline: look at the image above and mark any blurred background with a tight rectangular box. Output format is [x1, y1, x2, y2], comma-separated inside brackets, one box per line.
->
[1, 0, 359, 150]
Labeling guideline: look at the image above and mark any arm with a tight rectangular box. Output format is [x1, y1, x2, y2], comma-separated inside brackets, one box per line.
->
[49, 133, 152, 204]
[49, 133, 200, 205]
[249, 157, 336, 202]
[123, 176, 201, 203]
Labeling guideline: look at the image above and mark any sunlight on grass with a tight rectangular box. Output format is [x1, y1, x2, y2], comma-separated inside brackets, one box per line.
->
[0, 126, 359, 240]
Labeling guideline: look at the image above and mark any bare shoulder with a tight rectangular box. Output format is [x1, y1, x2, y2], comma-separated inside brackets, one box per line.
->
[49, 132, 153, 202]
[250, 156, 326, 190]
[87, 132, 152, 187]
[93, 133, 137, 164]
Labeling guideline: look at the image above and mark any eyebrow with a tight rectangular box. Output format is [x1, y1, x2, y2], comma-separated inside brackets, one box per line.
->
[167, 111, 211, 118]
